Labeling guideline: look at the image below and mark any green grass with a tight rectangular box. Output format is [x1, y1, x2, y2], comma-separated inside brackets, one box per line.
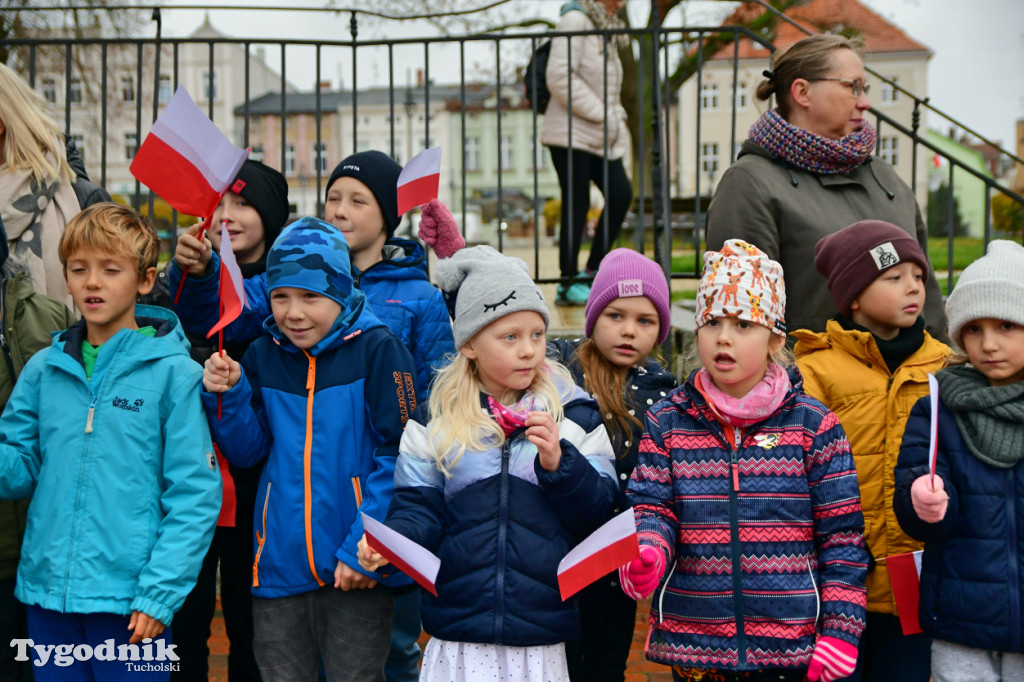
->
[926, 237, 985, 272]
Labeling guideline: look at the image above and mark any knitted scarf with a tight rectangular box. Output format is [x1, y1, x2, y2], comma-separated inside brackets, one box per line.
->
[936, 364, 1024, 468]
[697, 362, 791, 428]
[573, 0, 630, 49]
[748, 108, 877, 175]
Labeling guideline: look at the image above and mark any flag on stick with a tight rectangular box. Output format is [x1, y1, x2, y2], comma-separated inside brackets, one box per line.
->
[396, 146, 441, 216]
[206, 220, 248, 339]
[888, 550, 924, 635]
[928, 373, 939, 489]
[361, 513, 439, 596]
[557, 508, 640, 601]
[130, 85, 248, 217]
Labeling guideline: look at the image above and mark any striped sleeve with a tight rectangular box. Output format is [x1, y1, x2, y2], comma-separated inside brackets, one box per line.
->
[625, 406, 677, 567]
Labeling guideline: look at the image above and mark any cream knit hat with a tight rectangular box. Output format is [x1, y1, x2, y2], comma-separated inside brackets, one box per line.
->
[946, 240, 1024, 350]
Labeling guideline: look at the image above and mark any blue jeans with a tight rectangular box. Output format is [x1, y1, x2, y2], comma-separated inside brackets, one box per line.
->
[252, 586, 394, 682]
[385, 588, 422, 682]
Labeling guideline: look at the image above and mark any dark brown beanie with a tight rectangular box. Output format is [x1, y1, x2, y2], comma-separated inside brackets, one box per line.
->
[814, 220, 929, 315]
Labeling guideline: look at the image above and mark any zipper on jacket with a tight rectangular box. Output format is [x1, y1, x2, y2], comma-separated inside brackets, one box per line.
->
[253, 481, 272, 587]
[302, 352, 325, 587]
[84, 394, 98, 433]
[1008, 474, 1020, 649]
[494, 438, 512, 642]
[728, 427, 748, 666]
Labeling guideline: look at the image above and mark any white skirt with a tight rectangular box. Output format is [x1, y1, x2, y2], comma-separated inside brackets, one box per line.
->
[420, 637, 569, 682]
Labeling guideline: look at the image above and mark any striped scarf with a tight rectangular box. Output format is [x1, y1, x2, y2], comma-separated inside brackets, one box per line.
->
[749, 108, 877, 175]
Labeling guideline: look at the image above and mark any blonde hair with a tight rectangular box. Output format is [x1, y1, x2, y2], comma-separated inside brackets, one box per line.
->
[756, 34, 862, 119]
[427, 352, 573, 477]
[0, 62, 74, 185]
[58, 202, 160, 279]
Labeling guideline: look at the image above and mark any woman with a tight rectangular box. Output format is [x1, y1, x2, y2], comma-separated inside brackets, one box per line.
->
[0, 62, 105, 307]
[541, 0, 632, 306]
[706, 34, 947, 341]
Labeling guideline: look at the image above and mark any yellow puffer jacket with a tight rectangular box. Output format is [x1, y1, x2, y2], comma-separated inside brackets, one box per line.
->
[793, 320, 950, 614]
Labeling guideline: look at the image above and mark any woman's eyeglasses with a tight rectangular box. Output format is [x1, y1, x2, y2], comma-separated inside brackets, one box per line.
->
[810, 77, 870, 97]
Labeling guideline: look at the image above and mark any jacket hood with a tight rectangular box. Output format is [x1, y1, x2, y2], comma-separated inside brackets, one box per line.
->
[262, 294, 385, 357]
[357, 237, 429, 284]
[793, 318, 948, 369]
[55, 303, 191, 365]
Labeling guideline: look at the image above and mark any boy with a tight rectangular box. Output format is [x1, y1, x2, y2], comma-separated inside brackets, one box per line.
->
[0, 202, 221, 680]
[201, 217, 417, 681]
[792, 219, 951, 682]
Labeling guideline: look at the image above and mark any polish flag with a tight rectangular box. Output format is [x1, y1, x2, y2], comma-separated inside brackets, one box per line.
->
[130, 85, 248, 217]
[396, 146, 441, 216]
[557, 508, 641, 601]
[206, 220, 249, 338]
[362, 513, 439, 596]
[888, 550, 924, 635]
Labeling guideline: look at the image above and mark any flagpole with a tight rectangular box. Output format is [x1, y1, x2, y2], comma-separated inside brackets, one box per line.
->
[217, 308, 225, 420]
[173, 214, 215, 305]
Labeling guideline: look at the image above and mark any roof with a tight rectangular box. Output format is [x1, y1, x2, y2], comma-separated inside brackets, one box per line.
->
[713, 0, 931, 61]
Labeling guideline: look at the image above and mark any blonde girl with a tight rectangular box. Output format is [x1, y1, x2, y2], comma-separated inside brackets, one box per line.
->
[359, 245, 618, 682]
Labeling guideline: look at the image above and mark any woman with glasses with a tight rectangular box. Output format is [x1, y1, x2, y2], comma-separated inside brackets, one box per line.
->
[707, 34, 947, 343]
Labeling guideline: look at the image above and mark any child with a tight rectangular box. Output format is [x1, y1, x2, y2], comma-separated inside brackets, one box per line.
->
[0, 202, 221, 680]
[547, 247, 677, 682]
[0, 215, 76, 681]
[621, 239, 868, 682]
[144, 159, 289, 682]
[201, 217, 418, 682]
[894, 240, 1024, 681]
[360, 245, 619, 681]
[793, 220, 950, 682]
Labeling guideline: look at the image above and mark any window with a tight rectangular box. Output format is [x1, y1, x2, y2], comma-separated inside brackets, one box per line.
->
[202, 71, 218, 102]
[880, 136, 899, 166]
[41, 78, 56, 104]
[249, 145, 264, 163]
[500, 135, 514, 170]
[120, 74, 135, 103]
[533, 140, 548, 170]
[158, 74, 172, 103]
[69, 78, 83, 105]
[70, 134, 85, 163]
[312, 142, 328, 171]
[701, 143, 719, 174]
[731, 83, 748, 110]
[701, 83, 719, 111]
[284, 144, 295, 173]
[880, 77, 898, 104]
[124, 132, 137, 160]
[464, 137, 480, 171]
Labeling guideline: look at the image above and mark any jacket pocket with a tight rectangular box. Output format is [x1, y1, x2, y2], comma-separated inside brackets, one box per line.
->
[253, 481, 271, 587]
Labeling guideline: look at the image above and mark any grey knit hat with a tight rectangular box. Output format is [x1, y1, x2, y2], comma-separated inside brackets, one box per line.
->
[946, 240, 1024, 350]
[435, 245, 550, 348]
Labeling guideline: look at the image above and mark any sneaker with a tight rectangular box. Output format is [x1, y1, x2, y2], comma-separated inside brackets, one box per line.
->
[556, 281, 590, 306]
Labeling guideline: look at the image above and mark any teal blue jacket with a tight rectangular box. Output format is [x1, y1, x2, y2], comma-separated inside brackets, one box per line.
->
[0, 305, 220, 625]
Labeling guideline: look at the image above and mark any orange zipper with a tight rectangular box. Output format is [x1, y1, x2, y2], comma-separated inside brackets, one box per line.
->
[253, 481, 271, 587]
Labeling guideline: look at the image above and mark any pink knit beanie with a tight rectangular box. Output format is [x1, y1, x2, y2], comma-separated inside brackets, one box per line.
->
[584, 249, 671, 345]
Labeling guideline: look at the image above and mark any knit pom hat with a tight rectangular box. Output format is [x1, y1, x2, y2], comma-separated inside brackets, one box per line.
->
[326, 150, 402, 238]
[266, 216, 353, 307]
[434, 245, 550, 349]
[946, 240, 1024, 350]
[584, 248, 671, 345]
[696, 239, 786, 336]
[814, 219, 929, 316]
[230, 159, 290, 248]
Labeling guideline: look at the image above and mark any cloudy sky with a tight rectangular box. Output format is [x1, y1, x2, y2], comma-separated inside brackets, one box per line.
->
[156, 0, 1023, 151]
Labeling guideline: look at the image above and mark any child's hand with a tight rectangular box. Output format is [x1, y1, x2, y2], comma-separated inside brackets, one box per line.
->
[911, 474, 949, 523]
[127, 610, 165, 644]
[619, 546, 665, 600]
[175, 223, 213, 275]
[334, 560, 378, 591]
[807, 636, 858, 682]
[357, 534, 390, 572]
[418, 199, 465, 259]
[527, 411, 562, 472]
[203, 350, 241, 393]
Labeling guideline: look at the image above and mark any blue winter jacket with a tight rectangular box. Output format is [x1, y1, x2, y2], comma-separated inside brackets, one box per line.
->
[204, 295, 418, 599]
[0, 306, 221, 626]
[385, 380, 619, 646]
[894, 393, 1024, 653]
[170, 237, 453, 400]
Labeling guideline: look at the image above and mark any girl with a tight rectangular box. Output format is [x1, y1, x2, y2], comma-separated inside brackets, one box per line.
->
[548, 248, 677, 682]
[621, 240, 869, 682]
[360, 245, 619, 681]
[894, 240, 1024, 681]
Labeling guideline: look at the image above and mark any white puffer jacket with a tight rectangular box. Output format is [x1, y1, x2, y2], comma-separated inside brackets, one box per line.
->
[540, 7, 629, 160]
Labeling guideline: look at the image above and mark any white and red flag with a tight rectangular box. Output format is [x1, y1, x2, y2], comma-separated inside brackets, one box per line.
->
[888, 550, 924, 635]
[396, 146, 441, 216]
[206, 220, 249, 339]
[361, 513, 440, 596]
[130, 85, 248, 217]
[557, 508, 640, 601]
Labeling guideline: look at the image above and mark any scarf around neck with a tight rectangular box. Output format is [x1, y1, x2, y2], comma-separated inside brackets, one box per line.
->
[571, 0, 629, 49]
[697, 362, 791, 428]
[936, 364, 1024, 468]
[748, 108, 877, 175]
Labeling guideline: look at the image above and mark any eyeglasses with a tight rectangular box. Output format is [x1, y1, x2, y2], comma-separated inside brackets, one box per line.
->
[809, 77, 870, 97]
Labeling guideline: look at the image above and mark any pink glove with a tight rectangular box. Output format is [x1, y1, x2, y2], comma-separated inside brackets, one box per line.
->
[418, 199, 465, 259]
[619, 546, 664, 600]
[911, 474, 949, 523]
[807, 636, 857, 682]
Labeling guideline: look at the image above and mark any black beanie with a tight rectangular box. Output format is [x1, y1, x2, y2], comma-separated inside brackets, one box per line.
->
[230, 159, 290, 248]
[326, 151, 402, 238]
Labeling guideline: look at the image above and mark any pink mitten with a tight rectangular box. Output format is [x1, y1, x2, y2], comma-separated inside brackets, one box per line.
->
[910, 474, 948, 523]
[619, 546, 665, 600]
[807, 636, 857, 682]
[418, 199, 465, 258]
